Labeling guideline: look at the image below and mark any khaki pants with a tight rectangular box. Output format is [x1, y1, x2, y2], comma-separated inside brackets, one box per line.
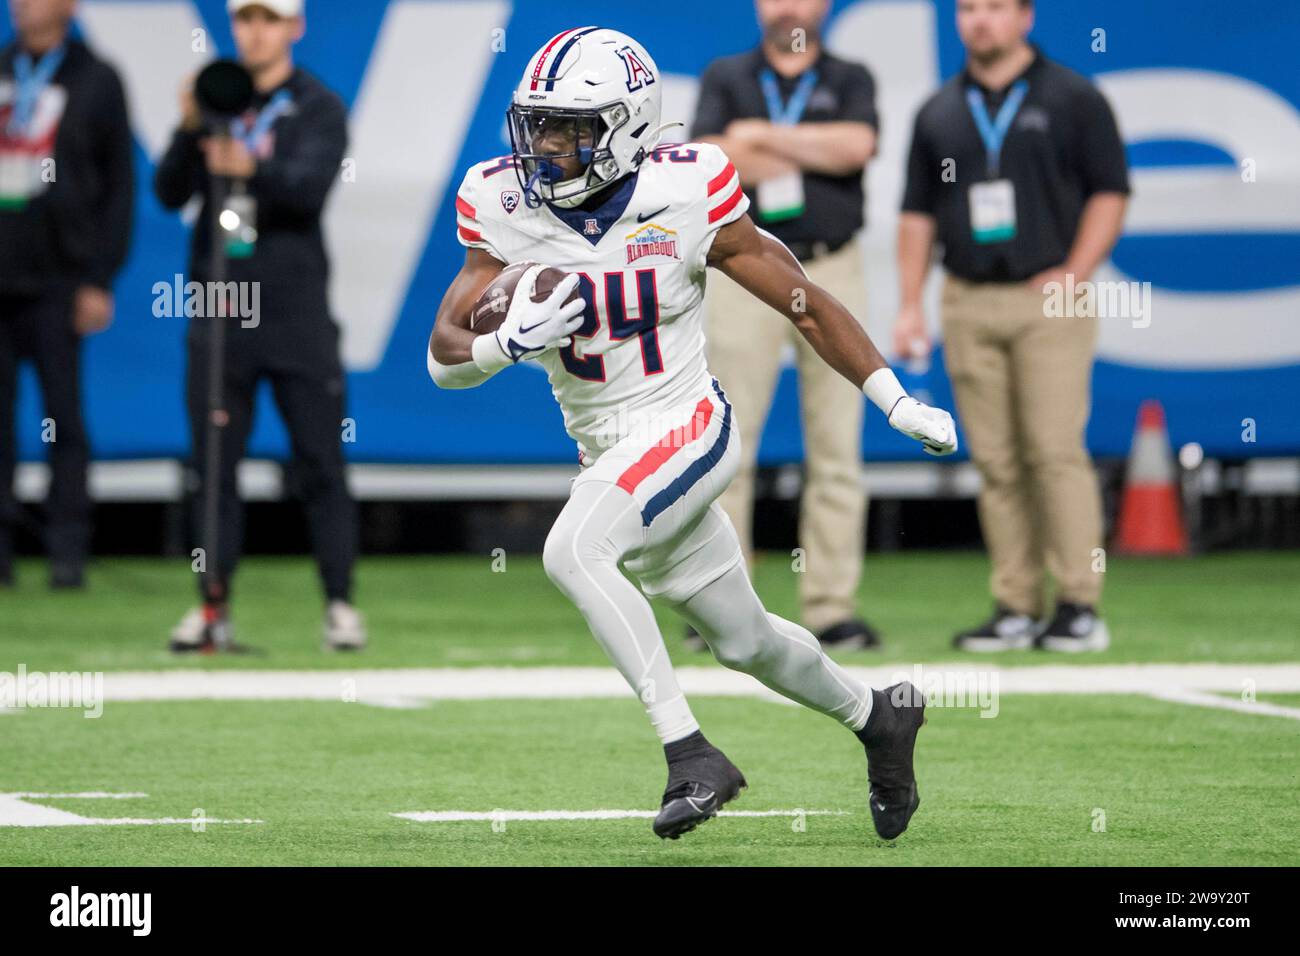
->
[940, 275, 1104, 615]
[704, 238, 867, 634]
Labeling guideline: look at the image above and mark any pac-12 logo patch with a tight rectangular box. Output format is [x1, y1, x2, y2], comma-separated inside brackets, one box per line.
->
[501, 190, 521, 214]
[625, 222, 680, 264]
[618, 45, 655, 92]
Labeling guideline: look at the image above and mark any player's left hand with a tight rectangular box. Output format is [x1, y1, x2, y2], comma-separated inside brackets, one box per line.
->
[498, 267, 587, 361]
[889, 397, 958, 456]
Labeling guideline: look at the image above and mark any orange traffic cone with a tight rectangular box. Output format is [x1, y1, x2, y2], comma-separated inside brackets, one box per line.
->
[1113, 400, 1189, 555]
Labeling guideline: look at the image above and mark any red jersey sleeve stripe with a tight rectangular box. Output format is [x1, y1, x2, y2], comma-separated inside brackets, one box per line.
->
[707, 162, 737, 196]
[455, 196, 477, 220]
[458, 224, 483, 243]
[708, 184, 745, 224]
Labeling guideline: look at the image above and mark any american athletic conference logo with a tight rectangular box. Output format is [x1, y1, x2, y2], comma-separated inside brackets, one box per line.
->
[625, 223, 680, 264]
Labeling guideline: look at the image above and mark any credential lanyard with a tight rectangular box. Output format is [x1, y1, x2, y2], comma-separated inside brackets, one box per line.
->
[230, 89, 293, 151]
[7, 44, 67, 139]
[760, 68, 818, 126]
[965, 79, 1028, 178]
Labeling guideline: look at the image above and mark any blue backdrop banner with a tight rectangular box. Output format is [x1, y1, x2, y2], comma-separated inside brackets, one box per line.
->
[8, 0, 1300, 464]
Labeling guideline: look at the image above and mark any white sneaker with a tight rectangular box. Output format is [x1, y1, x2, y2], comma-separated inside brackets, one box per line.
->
[169, 605, 231, 652]
[323, 600, 367, 650]
[170, 607, 206, 649]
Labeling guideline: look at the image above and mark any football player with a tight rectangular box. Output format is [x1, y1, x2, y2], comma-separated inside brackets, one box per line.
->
[428, 27, 956, 841]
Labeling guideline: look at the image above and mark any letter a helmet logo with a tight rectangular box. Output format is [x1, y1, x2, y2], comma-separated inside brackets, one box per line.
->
[619, 45, 655, 92]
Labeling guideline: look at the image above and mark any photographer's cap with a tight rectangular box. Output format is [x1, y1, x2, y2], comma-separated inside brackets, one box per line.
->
[227, 0, 303, 16]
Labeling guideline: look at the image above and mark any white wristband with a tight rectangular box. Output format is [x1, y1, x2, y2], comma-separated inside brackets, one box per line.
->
[471, 330, 512, 373]
[862, 367, 908, 419]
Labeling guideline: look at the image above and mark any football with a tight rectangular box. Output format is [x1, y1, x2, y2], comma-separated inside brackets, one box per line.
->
[469, 261, 581, 335]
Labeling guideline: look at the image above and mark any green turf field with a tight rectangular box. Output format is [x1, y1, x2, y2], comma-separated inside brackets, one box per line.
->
[5, 551, 1299, 670]
[2, 552, 1298, 865]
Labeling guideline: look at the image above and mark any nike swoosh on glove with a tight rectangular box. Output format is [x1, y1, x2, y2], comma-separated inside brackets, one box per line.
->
[888, 397, 959, 456]
[497, 266, 587, 362]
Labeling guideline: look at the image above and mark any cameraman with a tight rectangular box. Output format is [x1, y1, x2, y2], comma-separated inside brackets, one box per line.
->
[154, 0, 363, 650]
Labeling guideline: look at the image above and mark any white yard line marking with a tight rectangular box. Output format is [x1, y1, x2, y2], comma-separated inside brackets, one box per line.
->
[393, 809, 845, 822]
[1146, 688, 1300, 721]
[356, 696, 431, 710]
[0, 792, 263, 827]
[11, 791, 150, 799]
[16, 663, 1296, 708]
[55, 818, 265, 826]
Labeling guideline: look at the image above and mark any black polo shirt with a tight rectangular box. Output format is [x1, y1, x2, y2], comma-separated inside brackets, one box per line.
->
[901, 47, 1129, 282]
[691, 46, 878, 249]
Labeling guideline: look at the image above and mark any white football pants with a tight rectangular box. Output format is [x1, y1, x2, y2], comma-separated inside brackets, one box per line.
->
[542, 380, 873, 743]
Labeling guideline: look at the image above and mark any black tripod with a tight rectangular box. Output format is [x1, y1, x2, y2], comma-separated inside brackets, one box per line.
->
[198, 168, 234, 650]
[183, 59, 261, 654]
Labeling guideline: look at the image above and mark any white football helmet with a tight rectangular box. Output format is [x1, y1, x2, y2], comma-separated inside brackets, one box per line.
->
[507, 27, 668, 209]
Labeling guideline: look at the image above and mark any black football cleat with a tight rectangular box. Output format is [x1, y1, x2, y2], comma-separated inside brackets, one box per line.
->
[652, 730, 747, 840]
[856, 681, 926, 840]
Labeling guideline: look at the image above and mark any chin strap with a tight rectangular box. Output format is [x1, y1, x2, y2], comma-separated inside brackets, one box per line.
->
[523, 157, 568, 209]
[523, 166, 544, 209]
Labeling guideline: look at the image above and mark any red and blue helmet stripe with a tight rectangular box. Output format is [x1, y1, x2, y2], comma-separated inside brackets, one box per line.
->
[528, 26, 602, 92]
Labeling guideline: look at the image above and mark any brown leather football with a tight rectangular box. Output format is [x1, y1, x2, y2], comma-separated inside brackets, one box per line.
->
[469, 261, 581, 335]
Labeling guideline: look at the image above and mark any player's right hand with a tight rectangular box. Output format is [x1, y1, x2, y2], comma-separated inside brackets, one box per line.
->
[496, 265, 587, 362]
[888, 397, 958, 456]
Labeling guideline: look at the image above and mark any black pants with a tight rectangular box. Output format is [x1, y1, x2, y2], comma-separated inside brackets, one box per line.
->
[0, 286, 91, 576]
[185, 320, 357, 603]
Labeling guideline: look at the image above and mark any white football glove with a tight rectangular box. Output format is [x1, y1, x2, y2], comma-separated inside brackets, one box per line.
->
[888, 396, 959, 456]
[472, 265, 586, 372]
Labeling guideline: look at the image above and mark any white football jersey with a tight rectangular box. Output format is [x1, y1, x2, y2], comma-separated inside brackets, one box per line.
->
[454, 142, 749, 462]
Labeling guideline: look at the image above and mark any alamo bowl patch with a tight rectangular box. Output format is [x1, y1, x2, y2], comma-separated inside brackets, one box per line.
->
[625, 223, 680, 264]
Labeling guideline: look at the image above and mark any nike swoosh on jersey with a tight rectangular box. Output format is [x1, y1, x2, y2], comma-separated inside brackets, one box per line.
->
[637, 205, 670, 222]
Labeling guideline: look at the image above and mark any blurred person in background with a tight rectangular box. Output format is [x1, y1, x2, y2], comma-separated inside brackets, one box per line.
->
[0, 0, 133, 589]
[153, 0, 363, 650]
[689, 0, 882, 650]
[893, 0, 1128, 652]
